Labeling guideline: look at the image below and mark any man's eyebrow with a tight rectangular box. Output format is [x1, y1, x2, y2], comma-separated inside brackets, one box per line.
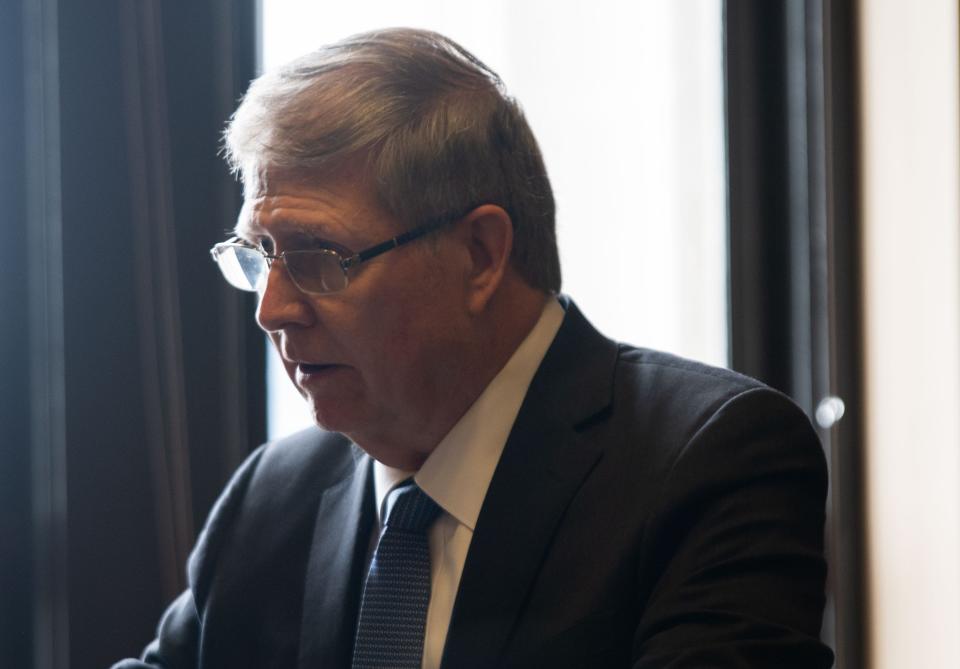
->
[233, 218, 338, 239]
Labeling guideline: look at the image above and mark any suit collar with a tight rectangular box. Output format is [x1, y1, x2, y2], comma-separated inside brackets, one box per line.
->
[297, 447, 374, 669]
[441, 297, 619, 668]
[533, 295, 618, 427]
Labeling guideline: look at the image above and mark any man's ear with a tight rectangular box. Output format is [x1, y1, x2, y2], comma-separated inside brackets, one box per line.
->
[458, 204, 514, 315]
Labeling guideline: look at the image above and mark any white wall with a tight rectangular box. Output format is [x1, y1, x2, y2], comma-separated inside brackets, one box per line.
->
[859, 1, 960, 666]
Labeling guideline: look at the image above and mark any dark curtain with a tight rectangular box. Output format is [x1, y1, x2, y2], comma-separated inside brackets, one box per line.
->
[725, 1, 865, 668]
[1, 1, 262, 667]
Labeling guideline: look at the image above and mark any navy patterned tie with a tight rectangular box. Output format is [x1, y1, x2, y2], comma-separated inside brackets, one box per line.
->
[352, 482, 442, 669]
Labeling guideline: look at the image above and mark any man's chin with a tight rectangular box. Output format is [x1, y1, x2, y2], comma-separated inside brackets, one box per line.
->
[307, 399, 360, 437]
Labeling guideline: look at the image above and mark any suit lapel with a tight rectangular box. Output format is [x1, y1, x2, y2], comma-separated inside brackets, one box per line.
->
[441, 300, 619, 669]
[297, 447, 374, 669]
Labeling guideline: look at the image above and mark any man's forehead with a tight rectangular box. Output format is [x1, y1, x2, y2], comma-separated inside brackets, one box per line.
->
[233, 167, 391, 240]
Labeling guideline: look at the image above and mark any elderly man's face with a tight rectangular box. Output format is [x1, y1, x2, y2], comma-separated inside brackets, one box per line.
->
[236, 171, 472, 466]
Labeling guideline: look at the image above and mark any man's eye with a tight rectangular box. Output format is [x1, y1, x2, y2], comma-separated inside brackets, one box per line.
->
[259, 238, 275, 254]
[308, 239, 352, 256]
[288, 232, 348, 255]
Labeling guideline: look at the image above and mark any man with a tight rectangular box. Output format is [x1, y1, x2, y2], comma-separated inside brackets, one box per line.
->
[114, 28, 831, 668]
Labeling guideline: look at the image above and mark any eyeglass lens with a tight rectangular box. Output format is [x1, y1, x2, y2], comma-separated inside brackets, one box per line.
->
[215, 245, 349, 294]
[216, 245, 266, 291]
[283, 250, 348, 293]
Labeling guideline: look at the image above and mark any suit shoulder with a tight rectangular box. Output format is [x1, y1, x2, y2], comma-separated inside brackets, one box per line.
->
[615, 345, 769, 412]
[616, 345, 763, 395]
[606, 345, 812, 457]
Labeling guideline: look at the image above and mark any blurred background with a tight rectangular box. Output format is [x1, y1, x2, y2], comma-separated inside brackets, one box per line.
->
[1, 0, 957, 667]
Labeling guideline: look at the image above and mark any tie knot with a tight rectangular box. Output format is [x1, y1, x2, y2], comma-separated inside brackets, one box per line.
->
[383, 482, 442, 532]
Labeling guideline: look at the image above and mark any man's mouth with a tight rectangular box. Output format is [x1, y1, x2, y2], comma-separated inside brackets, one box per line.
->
[297, 363, 336, 375]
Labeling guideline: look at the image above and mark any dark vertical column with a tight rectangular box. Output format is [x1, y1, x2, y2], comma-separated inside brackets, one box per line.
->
[57, 0, 169, 662]
[57, 0, 262, 663]
[724, 0, 795, 396]
[822, 1, 866, 667]
[725, 1, 865, 667]
[4, 1, 261, 667]
[23, 0, 71, 666]
[0, 1, 34, 666]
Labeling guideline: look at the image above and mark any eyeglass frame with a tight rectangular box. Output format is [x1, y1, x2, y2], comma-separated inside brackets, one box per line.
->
[209, 214, 459, 295]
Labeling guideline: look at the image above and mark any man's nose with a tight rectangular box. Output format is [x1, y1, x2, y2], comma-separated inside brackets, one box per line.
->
[256, 260, 313, 332]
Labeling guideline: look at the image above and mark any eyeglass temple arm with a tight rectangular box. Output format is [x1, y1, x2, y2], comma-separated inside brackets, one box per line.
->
[344, 217, 455, 269]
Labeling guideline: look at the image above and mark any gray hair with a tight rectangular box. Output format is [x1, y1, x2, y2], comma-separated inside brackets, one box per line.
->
[223, 27, 561, 292]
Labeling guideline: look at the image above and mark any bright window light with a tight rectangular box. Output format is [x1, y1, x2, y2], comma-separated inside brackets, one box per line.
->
[262, 1, 728, 439]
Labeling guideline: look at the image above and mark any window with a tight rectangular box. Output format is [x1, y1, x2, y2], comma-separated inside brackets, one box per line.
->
[262, 1, 728, 438]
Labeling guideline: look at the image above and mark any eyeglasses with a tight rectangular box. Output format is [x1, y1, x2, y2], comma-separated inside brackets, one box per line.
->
[209, 217, 455, 295]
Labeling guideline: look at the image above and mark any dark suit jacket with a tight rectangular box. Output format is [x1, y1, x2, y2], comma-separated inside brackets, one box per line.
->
[114, 300, 832, 668]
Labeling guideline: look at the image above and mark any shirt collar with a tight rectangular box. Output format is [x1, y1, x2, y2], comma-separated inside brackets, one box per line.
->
[373, 297, 565, 529]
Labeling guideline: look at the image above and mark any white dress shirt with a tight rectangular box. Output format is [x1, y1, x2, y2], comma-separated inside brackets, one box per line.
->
[371, 297, 565, 669]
